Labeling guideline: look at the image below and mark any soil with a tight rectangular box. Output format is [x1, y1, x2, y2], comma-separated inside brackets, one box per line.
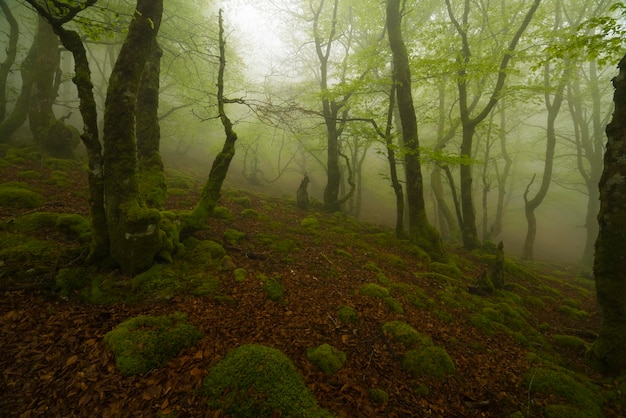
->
[0, 155, 615, 417]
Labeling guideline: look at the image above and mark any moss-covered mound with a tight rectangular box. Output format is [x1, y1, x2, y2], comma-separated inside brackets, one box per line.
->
[104, 312, 203, 376]
[200, 344, 332, 417]
[0, 182, 44, 208]
[307, 343, 346, 375]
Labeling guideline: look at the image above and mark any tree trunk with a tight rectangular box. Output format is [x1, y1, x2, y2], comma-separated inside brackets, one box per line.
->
[137, 39, 166, 210]
[387, 0, 444, 259]
[188, 9, 237, 228]
[103, 0, 163, 274]
[28, 17, 77, 159]
[0, 0, 18, 122]
[589, 53, 626, 374]
[0, 42, 35, 142]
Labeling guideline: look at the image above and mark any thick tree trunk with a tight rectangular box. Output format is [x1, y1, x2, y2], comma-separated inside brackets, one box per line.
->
[137, 40, 166, 209]
[103, 0, 163, 274]
[589, 54, 626, 374]
[0, 1, 18, 122]
[387, 0, 444, 259]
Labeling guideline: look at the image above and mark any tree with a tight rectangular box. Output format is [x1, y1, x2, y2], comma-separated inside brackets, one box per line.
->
[387, 0, 444, 258]
[444, 0, 542, 250]
[588, 52, 626, 374]
[0, 0, 18, 122]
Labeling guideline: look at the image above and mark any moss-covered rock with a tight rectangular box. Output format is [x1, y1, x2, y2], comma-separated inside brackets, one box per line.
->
[382, 321, 430, 348]
[368, 388, 389, 404]
[337, 305, 358, 324]
[259, 274, 285, 303]
[233, 268, 248, 282]
[402, 346, 455, 380]
[200, 344, 331, 417]
[306, 343, 346, 375]
[0, 183, 44, 208]
[104, 312, 203, 376]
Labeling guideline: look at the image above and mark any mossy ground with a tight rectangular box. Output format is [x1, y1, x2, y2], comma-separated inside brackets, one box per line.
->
[0, 147, 614, 416]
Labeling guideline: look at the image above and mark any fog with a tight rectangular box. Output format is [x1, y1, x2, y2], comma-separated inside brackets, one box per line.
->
[2, 0, 622, 265]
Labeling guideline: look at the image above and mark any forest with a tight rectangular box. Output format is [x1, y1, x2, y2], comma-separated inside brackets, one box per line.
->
[0, 0, 625, 416]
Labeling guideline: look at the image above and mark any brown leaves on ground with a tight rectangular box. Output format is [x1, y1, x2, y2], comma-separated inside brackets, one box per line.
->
[0, 158, 608, 417]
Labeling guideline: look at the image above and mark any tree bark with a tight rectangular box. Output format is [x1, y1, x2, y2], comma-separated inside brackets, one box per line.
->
[137, 39, 166, 210]
[0, 0, 18, 122]
[103, 0, 163, 274]
[189, 10, 237, 227]
[387, 0, 444, 259]
[589, 53, 626, 374]
[0, 42, 35, 142]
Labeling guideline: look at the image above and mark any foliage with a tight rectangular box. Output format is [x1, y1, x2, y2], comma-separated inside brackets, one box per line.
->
[104, 312, 203, 376]
[200, 344, 332, 417]
[306, 343, 346, 375]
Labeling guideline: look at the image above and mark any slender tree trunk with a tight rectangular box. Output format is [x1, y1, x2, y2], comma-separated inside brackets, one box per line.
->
[387, 0, 444, 259]
[103, 0, 163, 274]
[188, 10, 238, 227]
[0, 42, 35, 142]
[0, 1, 18, 122]
[137, 39, 166, 209]
[589, 53, 626, 374]
[24, 0, 108, 263]
[490, 102, 512, 238]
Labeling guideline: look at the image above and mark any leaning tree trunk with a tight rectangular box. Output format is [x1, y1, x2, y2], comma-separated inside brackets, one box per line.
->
[0, 0, 18, 122]
[137, 39, 166, 210]
[103, 0, 163, 274]
[387, 0, 445, 260]
[187, 9, 238, 228]
[0, 41, 35, 142]
[588, 53, 626, 374]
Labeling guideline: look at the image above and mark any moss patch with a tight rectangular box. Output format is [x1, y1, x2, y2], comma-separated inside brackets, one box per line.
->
[104, 312, 203, 376]
[200, 344, 331, 417]
[382, 321, 430, 348]
[337, 305, 358, 324]
[259, 274, 285, 304]
[307, 343, 346, 375]
[0, 183, 44, 208]
[402, 346, 455, 380]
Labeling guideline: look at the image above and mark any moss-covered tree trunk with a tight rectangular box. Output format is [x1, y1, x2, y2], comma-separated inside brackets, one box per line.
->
[103, 0, 163, 274]
[28, 17, 77, 158]
[24, 0, 108, 263]
[387, 0, 445, 260]
[589, 54, 626, 374]
[0, 41, 35, 142]
[136, 39, 166, 209]
[188, 10, 237, 227]
[0, 0, 18, 122]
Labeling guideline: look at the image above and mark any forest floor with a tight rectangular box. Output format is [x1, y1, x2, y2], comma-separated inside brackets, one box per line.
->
[0, 145, 621, 417]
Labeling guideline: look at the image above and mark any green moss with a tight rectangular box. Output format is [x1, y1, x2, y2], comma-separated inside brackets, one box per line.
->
[17, 170, 42, 179]
[390, 283, 433, 309]
[402, 346, 455, 380]
[552, 334, 588, 350]
[0, 233, 60, 278]
[55, 267, 92, 296]
[525, 367, 604, 417]
[233, 268, 248, 283]
[12, 212, 59, 231]
[166, 173, 194, 190]
[382, 321, 430, 348]
[104, 312, 203, 376]
[334, 248, 351, 257]
[0, 183, 44, 208]
[55, 214, 91, 241]
[300, 215, 319, 229]
[539, 284, 563, 298]
[212, 206, 232, 220]
[359, 283, 390, 298]
[385, 297, 405, 313]
[307, 343, 346, 375]
[223, 228, 245, 244]
[46, 170, 70, 187]
[232, 196, 252, 207]
[380, 253, 408, 269]
[562, 298, 582, 309]
[259, 274, 285, 304]
[42, 157, 77, 171]
[429, 261, 462, 279]
[376, 272, 391, 286]
[524, 295, 546, 308]
[130, 264, 182, 299]
[368, 388, 389, 404]
[364, 262, 382, 273]
[200, 344, 331, 417]
[337, 305, 358, 324]
[241, 208, 260, 219]
[192, 275, 221, 296]
[557, 305, 589, 320]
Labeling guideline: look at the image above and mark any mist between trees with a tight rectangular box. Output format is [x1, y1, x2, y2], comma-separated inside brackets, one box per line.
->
[1, 0, 624, 267]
